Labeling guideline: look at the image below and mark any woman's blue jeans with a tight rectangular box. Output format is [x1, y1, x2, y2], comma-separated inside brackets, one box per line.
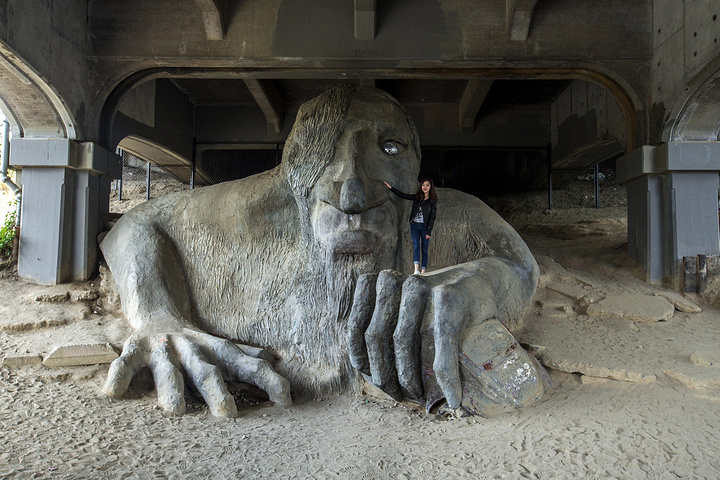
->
[410, 221, 430, 269]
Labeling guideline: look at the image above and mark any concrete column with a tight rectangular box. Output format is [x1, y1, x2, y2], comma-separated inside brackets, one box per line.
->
[11, 138, 121, 284]
[623, 168, 663, 282]
[618, 141, 720, 290]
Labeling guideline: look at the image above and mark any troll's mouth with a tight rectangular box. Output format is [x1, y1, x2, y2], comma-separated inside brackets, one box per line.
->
[327, 229, 377, 254]
[313, 199, 396, 254]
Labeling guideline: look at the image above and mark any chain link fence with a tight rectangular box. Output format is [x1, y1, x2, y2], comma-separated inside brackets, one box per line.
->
[194, 146, 281, 185]
[112, 145, 626, 215]
[110, 147, 282, 214]
[110, 151, 191, 214]
[420, 148, 626, 213]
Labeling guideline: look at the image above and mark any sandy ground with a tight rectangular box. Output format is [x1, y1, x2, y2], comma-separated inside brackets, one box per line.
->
[2, 177, 720, 479]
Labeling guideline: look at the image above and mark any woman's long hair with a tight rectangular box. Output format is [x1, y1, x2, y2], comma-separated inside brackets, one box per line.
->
[415, 177, 438, 201]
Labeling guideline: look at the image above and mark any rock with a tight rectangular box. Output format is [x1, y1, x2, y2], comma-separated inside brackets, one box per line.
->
[537, 273, 552, 289]
[580, 375, 612, 384]
[98, 263, 121, 312]
[521, 343, 546, 355]
[654, 291, 701, 313]
[34, 292, 70, 303]
[539, 355, 657, 384]
[571, 275, 596, 287]
[547, 283, 586, 301]
[690, 351, 720, 368]
[2, 354, 43, 368]
[540, 305, 572, 318]
[42, 343, 119, 367]
[587, 294, 675, 322]
[578, 294, 604, 308]
[535, 254, 566, 275]
[664, 367, 720, 390]
[71, 290, 99, 302]
[535, 289, 572, 308]
[361, 376, 398, 405]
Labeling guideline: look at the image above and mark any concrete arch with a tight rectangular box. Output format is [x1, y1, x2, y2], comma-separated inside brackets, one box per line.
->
[118, 134, 196, 184]
[0, 41, 77, 139]
[99, 65, 644, 153]
[663, 56, 720, 142]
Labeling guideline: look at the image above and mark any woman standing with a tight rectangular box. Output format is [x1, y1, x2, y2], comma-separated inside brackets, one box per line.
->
[383, 178, 438, 274]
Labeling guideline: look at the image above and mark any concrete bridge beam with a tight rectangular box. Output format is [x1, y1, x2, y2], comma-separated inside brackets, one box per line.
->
[619, 141, 720, 291]
[11, 138, 121, 284]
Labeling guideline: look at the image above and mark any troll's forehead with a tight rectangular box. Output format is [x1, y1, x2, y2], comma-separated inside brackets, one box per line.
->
[282, 85, 419, 197]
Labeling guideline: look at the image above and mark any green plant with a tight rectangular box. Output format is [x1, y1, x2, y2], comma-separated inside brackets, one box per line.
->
[0, 201, 17, 258]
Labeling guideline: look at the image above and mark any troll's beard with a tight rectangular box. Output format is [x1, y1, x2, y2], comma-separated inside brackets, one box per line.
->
[276, 243, 398, 397]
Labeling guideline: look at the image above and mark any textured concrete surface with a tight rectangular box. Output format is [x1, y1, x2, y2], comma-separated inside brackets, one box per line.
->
[586, 294, 675, 322]
[43, 343, 119, 367]
[1, 354, 42, 368]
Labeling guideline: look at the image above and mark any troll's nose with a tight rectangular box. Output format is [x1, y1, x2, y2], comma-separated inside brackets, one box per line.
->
[340, 177, 367, 214]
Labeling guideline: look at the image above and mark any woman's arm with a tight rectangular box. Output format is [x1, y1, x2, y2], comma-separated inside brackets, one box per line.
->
[383, 181, 415, 201]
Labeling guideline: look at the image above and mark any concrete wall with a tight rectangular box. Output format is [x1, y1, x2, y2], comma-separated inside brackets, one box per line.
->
[87, 0, 651, 63]
[550, 80, 627, 163]
[117, 81, 156, 129]
[85, 0, 652, 144]
[0, 0, 90, 139]
[652, 0, 720, 142]
[411, 104, 549, 148]
[195, 105, 291, 145]
[0, 0, 656, 147]
[111, 80, 194, 162]
[0, 0, 654, 146]
[195, 102, 550, 149]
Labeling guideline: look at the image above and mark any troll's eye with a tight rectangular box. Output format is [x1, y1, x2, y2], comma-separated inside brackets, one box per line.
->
[382, 141, 400, 156]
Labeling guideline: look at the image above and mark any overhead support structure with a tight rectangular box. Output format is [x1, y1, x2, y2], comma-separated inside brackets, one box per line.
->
[547, 136, 625, 188]
[506, 0, 538, 41]
[243, 79, 283, 134]
[0, 42, 76, 139]
[194, 0, 226, 41]
[458, 79, 493, 134]
[12, 139, 121, 284]
[117, 135, 205, 185]
[618, 142, 720, 291]
[354, 0, 376, 41]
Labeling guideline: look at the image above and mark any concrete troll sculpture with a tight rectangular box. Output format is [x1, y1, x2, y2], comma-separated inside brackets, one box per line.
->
[100, 85, 550, 418]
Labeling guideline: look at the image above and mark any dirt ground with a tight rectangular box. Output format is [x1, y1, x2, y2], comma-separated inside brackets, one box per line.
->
[2, 176, 720, 479]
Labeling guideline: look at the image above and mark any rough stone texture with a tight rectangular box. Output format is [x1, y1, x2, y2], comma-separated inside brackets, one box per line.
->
[536, 273, 552, 289]
[655, 291, 702, 313]
[664, 367, 720, 391]
[0, 300, 88, 332]
[520, 251, 720, 393]
[580, 375, 612, 384]
[99, 86, 542, 417]
[71, 290, 99, 302]
[540, 305, 574, 318]
[547, 283, 587, 301]
[690, 351, 720, 368]
[97, 263, 121, 312]
[34, 292, 70, 303]
[570, 274, 597, 288]
[535, 254, 567, 276]
[1, 354, 43, 368]
[42, 343, 119, 367]
[534, 289, 573, 308]
[587, 294, 675, 322]
[539, 355, 658, 384]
